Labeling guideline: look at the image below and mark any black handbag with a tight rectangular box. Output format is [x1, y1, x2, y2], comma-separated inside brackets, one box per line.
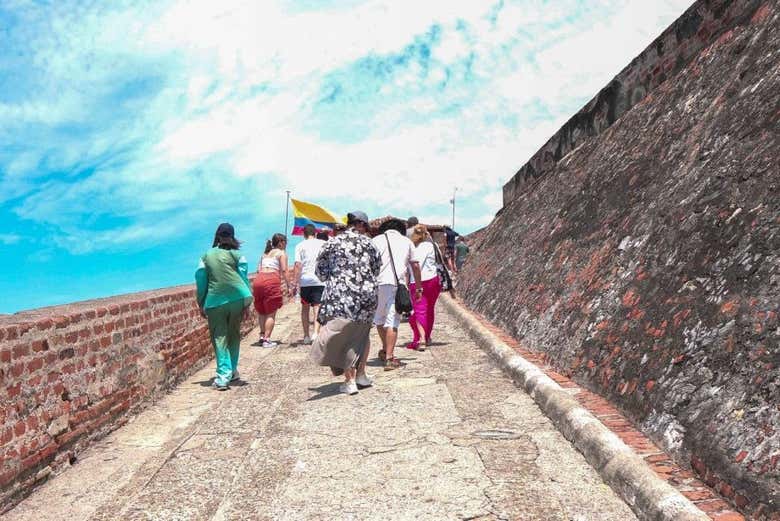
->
[384, 234, 413, 315]
[432, 242, 453, 292]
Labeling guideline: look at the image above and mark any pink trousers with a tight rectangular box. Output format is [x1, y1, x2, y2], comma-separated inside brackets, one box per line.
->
[409, 276, 442, 343]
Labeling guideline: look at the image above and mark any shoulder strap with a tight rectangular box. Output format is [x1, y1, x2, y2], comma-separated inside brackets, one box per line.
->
[384, 234, 401, 285]
[432, 241, 444, 265]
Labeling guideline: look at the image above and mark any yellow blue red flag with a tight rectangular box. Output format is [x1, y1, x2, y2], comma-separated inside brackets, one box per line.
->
[290, 199, 344, 236]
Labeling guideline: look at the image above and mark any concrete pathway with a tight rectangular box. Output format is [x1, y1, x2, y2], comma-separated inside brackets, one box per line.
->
[6, 302, 636, 521]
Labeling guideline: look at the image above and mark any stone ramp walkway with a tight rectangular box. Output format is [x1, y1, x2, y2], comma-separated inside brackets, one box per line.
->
[6, 302, 636, 521]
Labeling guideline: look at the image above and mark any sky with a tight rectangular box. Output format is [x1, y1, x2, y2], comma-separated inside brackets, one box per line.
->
[0, 0, 693, 313]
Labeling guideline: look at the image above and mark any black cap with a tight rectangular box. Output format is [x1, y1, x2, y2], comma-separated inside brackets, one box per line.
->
[347, 211, 369, 224]
[407, 216, 419, 225]
[216, 223, 235, 238]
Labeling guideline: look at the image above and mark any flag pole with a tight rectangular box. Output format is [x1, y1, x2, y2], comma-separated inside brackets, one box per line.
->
[450, 186, 457, 230]
[284, 190, 291, 234]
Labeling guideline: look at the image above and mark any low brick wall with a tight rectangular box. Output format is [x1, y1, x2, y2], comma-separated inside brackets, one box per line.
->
[0, 284, 254, 512]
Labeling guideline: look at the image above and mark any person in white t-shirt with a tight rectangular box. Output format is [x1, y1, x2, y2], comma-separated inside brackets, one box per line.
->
[406, 224, 442, 351]
[292, 224, 326, 344]
[371, 219, 422, 370]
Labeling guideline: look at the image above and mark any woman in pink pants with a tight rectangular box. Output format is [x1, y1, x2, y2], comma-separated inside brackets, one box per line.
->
[406, 225, 442, 351]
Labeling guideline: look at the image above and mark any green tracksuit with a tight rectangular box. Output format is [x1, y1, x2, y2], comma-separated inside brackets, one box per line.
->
[195, 248, 252, 386]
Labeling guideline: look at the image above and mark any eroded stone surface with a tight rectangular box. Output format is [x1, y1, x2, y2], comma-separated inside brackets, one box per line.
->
[6, 303, 636, 520]
[461, 2, 779, 517]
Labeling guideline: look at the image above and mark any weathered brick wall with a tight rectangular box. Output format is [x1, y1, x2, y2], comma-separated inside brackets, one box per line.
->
[462, 1, 778, 519]
[0, 284, 254, 512]
[503, 0, 766, 206]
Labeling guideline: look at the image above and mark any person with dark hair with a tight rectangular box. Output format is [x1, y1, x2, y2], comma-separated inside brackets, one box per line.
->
[372, 218, 422, 370]
[195, 223, 253, 390]
[378, 218, 407, 235]
[443, 225, 458, 273]
[406, 216, 419, 238]
[315, 231, 330, 241]
[292, 224, 326, 344]
[454, 236, 470, 271]
[310, 211, 381, 395]
[252, 233, 290, 347]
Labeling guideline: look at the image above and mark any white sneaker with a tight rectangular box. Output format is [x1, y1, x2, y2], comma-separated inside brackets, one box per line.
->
[340, 381, 358, 395]
[355, 374, 373, 389]
[311, 332, 319, 344]
[303, 336, 312, 345]
[262, 340, 278, 348]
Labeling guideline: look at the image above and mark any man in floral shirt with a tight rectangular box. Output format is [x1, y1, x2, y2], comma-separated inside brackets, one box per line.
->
[310, 211, 381, 395]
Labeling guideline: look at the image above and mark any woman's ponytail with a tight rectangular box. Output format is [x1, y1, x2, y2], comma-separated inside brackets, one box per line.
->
[264, 233, 286, 254]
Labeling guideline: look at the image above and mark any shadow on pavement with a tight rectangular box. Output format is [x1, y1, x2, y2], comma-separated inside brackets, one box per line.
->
[306, 382, 341, 401]
[193, 379, 248, 387]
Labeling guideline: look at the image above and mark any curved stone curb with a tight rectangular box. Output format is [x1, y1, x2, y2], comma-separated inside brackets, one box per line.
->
[440, 294, 709, 521]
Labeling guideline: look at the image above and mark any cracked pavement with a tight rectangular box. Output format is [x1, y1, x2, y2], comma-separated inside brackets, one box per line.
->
[6, 302, 636, 520]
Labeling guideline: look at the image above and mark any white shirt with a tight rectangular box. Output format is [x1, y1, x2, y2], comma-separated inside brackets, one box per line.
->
[294, 238, 326, 287]
[259, 254, 281, 271]
[410, 241, 437, 283]
[371, 230, 416, 286]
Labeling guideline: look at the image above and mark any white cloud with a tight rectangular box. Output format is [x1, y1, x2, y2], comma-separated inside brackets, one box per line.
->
[142, 0, 692, 209]
[1, 0, 694, 251]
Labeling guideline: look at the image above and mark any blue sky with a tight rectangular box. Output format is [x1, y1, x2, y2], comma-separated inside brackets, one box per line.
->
[0, 0, 693, 313]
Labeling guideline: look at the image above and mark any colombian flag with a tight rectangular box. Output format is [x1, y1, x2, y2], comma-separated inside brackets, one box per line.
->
[291, 199, 344, 236]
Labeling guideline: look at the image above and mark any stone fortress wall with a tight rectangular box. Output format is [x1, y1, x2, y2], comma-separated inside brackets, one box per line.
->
[503, 0, 767, 206]
[462, 0, 778, 518]
[0, 285, 254, 511]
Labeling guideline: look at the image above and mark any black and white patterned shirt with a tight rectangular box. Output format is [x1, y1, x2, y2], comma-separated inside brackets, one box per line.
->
[315, 228, 381, 324]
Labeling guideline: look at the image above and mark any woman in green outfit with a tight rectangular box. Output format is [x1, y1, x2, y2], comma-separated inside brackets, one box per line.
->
[195, 223, 253, 390]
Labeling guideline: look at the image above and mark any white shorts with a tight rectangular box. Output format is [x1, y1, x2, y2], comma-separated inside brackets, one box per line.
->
[373, 284, 400, 329]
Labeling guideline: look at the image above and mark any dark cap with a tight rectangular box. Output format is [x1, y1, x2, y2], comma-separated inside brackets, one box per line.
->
[216, 223, 235, 238]
[407, 216, 419, 226]
[347, 211, 369, 224]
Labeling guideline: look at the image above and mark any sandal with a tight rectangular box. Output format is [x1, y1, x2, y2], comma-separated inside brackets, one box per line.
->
[405, 341, 420, 351]
[384, 357, 402, 371]
[378, 349, 386, 361]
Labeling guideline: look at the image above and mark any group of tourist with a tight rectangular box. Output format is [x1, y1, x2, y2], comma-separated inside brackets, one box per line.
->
[194, 213, 469, 393]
